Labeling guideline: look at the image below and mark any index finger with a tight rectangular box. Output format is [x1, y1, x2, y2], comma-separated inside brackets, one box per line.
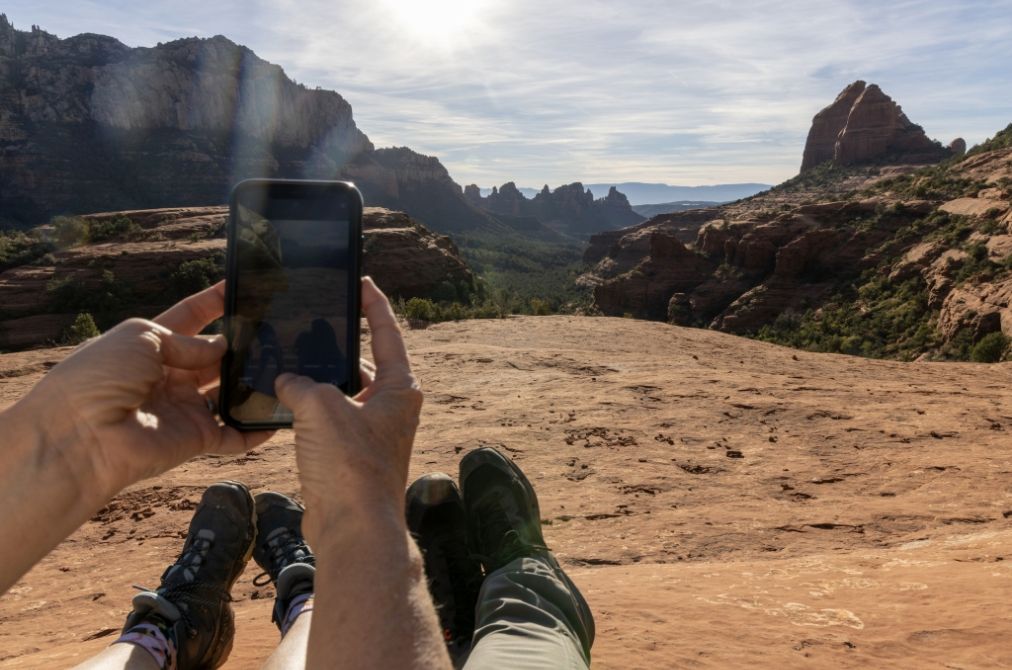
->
[154, 281, 226, 336]
[361, 277, 413, 383]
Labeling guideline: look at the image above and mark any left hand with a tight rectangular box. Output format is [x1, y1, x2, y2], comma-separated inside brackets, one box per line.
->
[25, 282, 271, 495]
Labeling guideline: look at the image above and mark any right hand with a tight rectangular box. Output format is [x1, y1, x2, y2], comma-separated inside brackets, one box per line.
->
[275, 277, 423, 538]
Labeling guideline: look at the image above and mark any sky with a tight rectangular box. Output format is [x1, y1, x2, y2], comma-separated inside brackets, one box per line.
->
[5, 0, 1012, 188]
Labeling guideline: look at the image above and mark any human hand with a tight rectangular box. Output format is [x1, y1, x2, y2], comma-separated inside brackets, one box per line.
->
[275, 277, 422, 539]
[25, 282, 271, 497]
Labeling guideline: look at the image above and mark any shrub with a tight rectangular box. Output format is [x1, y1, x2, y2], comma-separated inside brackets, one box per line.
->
[403, 297, 438, 324]
[967, 123, 1012, 156]
[52, 216, 89, 247]
[170, 256, 224, 298]
[48, 269, 131, 316]
[63, 312, 100, 344]
[970, 332, 1008, 363]
[755, 276, 942, 361]
[398, 295, 508, 327]
[771, 162, 862, 194]
[0, 230, 55, 270]
[529, 298, 551, 315]
[88, 216, 142, 242]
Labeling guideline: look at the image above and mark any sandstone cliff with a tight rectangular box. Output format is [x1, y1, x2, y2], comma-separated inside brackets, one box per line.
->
[800, 81, 951, 171]
[466, 181, 643, 239]
[583, 122, 1012, 360]
[0, 206, 476, 350]
[0, 16, 492, 236]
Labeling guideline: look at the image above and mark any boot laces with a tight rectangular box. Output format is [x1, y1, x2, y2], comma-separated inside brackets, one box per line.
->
[472, 496, 547, 569]
[253, 527, 313, 586]
[132, 534, 231, 638]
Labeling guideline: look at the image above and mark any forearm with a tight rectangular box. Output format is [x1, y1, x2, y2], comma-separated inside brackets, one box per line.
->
[306, 508, 451, 670]
[0, 391, 111, 593]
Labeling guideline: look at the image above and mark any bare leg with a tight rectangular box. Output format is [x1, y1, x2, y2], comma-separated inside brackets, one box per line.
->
[260, 611, 311, 670]
[73, 644, 160, 670]
[73, 615, 311, 670]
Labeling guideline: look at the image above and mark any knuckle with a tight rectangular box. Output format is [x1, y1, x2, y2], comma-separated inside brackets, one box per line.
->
[386, 385, 423, 412]
[123, 317, 153, 329]
[405, 376, 423, 398]
[401, 382, 423, 401]
[371, 320, 403, 338]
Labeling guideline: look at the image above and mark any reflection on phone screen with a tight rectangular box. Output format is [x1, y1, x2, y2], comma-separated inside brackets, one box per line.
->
[228, 201, 350, 424]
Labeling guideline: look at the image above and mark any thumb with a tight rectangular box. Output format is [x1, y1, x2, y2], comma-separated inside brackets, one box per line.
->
[275, 373, 354, 421]
[159, 332, 227, 371]
[274, 373, 316, 411]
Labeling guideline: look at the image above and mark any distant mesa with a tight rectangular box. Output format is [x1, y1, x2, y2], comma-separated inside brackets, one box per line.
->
[800, 80, 952, 171]
[585, 183, 771, 206]
[632, 201, 723, 219]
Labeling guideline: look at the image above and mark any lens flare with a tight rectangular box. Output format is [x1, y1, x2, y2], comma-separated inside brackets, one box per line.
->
[379, 0, 490, 48]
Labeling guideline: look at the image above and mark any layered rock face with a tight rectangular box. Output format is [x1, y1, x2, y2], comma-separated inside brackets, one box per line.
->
[466, 181, 643, 238]
[0, 16, 491, 235]
[583, 199, 928, 328]
[800, 81, 951, 171]
[583, 118, 1012, 358]
[0, 206, 475, 350]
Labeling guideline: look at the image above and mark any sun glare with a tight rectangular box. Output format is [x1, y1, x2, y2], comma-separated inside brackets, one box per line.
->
[379, 0, 489, 47]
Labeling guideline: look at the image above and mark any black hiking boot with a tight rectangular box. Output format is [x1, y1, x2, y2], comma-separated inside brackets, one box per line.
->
[459, 448, 551, 573]
[251, 492, 315, 633]
[460, 447, 597, 655]
[122, 481, 256, 670]
[406, 473, 484, 664]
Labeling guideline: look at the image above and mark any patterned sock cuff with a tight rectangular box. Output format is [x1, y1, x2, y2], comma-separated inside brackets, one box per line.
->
[280, 593, 314, 637]
[114, 621, 178, 670]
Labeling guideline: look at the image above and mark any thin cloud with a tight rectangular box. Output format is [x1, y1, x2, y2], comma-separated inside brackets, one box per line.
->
[3, 0, 1010, 188]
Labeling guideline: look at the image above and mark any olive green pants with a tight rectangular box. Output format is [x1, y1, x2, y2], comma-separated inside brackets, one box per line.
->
[462, 555, 595, 670]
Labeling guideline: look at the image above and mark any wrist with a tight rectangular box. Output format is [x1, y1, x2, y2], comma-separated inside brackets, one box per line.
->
[302, 492, 407, 550]
[5, 387, 114, 505]
[0, 390, 116, 592]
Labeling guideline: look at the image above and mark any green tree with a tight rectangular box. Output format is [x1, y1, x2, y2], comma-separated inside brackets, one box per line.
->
[63, 312, 100, 344]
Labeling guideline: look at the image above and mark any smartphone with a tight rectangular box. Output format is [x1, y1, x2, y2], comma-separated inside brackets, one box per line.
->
[220, 179, 363, 430]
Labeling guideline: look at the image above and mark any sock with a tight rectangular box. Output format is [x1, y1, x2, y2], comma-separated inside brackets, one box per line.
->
[280, 593, 314, 637]
[114, 619, 178, 670]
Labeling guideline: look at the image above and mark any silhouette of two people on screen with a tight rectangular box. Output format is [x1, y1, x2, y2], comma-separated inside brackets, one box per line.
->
[249, 318, 344, 395]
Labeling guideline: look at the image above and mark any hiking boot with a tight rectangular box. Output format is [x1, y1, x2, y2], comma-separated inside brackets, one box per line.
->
[460, 448, 597, 654]
[460, 447, 550, 574]
[406, 473, 483, 662]
[251, 492, 315, 632]
[122, 481, 256, 670]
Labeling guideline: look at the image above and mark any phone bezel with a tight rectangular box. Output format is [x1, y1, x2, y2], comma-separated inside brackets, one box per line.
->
[220, 178, 363, 431]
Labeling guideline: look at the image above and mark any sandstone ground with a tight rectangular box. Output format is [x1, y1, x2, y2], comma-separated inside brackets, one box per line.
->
[2, 316, 1012, 668]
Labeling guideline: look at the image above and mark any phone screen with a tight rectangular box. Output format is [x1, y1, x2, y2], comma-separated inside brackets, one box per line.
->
[223, 181, 361, 427]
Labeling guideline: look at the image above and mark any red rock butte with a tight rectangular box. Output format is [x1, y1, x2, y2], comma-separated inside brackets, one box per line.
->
[800, 80, 952, 171]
